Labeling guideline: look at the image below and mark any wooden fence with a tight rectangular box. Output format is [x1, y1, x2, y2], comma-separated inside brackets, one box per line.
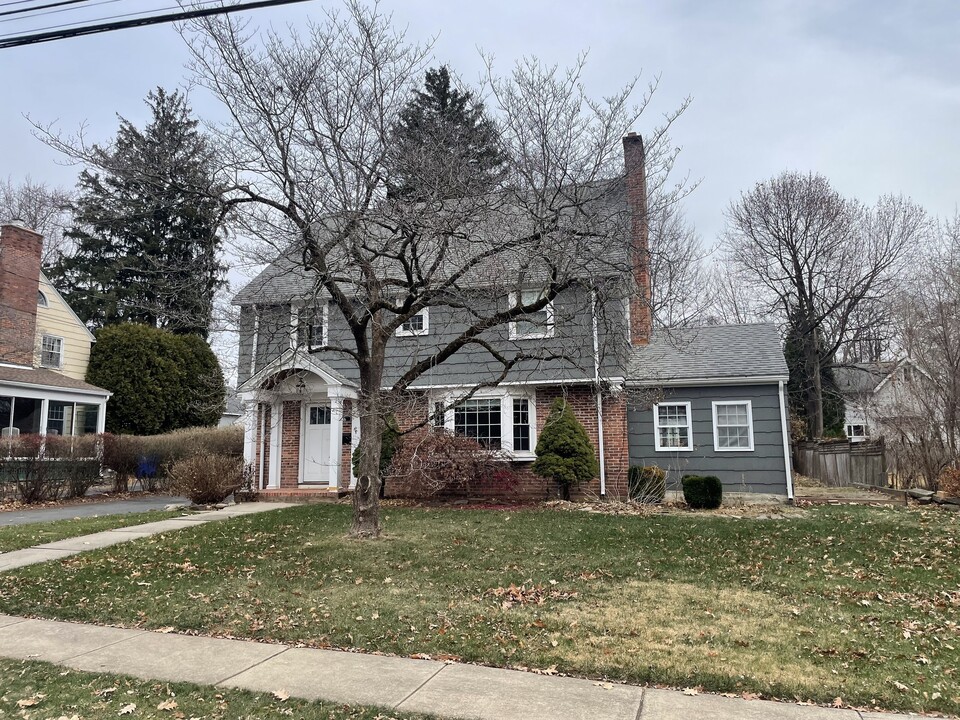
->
[793, 439, 888, 487]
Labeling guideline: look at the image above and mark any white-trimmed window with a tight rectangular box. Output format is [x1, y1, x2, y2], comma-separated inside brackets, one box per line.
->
[397, 308, 429, 337]
[437, 391, 536, 458]
[297, 304, 328, 350]
[37, 290, 48, 308]
[509, 289, 554, 340]
[846, 423, 867, 441]
[712, 401, 755, 451]
[40, 334, 63, 369]
[653, 402, 692, 451]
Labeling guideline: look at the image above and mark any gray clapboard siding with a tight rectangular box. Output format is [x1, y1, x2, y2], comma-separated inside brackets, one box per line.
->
[239, 285, 623, 388]
[627, 384, 789, 495]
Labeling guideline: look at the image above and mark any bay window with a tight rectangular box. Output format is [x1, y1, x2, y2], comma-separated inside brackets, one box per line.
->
[438, 391, 536, 457]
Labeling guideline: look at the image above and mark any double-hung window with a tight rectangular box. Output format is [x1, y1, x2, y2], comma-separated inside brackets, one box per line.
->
[509, 289, 554, 340]
[712, 401, 754, 451]
[653, 402, 692, 451]
[40, 335, 63, 369]
[846, 423, 867, 441]
[397, 308, 429, 337]
[301, 305, 327, 350]
[439, 392, 536, 457]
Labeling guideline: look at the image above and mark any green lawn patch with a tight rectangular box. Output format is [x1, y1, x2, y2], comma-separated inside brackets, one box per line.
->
[0, 503, 957, 715]
[0, 658, 436, 719]
[0, 510, 175, 553]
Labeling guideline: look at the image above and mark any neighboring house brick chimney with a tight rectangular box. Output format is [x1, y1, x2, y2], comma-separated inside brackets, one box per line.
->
[623, 132, 652, 346]
[0, 222, 43, 367]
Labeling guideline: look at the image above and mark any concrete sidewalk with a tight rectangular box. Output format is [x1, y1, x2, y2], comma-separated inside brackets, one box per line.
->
[0, 614, 917, 720]
[0, 494, 191, 527]
[0, 501, 297, 572]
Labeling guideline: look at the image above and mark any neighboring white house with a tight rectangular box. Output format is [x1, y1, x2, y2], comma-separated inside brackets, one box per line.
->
[835, 359, 924, 441]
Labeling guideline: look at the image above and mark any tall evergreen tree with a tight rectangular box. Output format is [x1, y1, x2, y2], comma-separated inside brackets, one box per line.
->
[53, 88, 225, 337]
[784, 308, 846, 438]
[392, 66, 506, 199]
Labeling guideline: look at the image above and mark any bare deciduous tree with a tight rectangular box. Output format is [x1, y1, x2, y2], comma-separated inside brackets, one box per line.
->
[885, 215, 960, 488]
[721, 172, 926, 438]
[0, 177, 73, 269]
[183, 2, 690, 536]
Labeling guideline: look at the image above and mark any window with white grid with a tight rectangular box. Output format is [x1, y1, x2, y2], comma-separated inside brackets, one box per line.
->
[653, 402, 692, 451]
[712, 401, 754, 451]
[40, 335, 63, 369]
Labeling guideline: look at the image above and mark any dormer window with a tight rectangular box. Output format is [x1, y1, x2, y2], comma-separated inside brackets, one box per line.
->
[37, 290, 48, 308]
[306, 305, 327, 349]
[509, 289, 554, 340]
[397, 308, 429, 337]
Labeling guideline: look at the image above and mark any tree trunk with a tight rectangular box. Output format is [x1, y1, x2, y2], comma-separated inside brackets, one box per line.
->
[351, 393, 384, 538]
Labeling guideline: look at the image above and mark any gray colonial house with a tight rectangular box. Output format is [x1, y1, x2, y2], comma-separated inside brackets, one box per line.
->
[233, 136, 792, 501]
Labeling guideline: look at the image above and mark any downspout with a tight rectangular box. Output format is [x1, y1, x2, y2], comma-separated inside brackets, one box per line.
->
[592, 289, 607, 498]
[258, 403, 266, 490]
[778, 380, 794, 500]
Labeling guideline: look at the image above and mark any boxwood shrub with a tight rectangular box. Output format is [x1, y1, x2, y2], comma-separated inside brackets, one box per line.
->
[628, 465, 666, 503]
[681, 474, 723, 509]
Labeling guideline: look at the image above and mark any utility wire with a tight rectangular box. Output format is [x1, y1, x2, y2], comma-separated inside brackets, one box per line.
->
[0, 0, 314, 48]
[0, 1, 223, 36]
[0, 0, 92, 20]
[0, 0, 121, 23]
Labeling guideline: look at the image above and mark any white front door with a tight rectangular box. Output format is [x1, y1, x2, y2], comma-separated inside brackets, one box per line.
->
[302, 404, 333, 484]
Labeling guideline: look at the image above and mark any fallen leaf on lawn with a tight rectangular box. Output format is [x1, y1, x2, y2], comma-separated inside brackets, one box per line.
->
[119, 702, 137, 715]
[157, 699, 178, 711]
[832, 698, 844, 708]
[96, 687, 118, 697]
[157, 627, 176, 634]
[593, 682, 614, 690]
[17, 696, 41, 707]
[273, 690, 290, 701]
[682, 688, 699, 696]
[892, 681, 910, 693]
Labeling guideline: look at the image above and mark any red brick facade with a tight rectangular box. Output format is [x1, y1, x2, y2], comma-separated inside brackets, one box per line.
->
[623, 134, 652, 347]
[279, 401, 301, 488]
[0, 224, 43, 366]
[379, 384, 628, 501]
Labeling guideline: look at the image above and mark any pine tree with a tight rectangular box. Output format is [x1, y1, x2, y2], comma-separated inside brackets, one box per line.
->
[392, 66, 506, 199]
[784, 308, 846, 438]
[53, 88, 225, 337]
[532, 398, 598, 500]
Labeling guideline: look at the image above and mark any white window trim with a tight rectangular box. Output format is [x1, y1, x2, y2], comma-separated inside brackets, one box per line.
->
[297, 303, 328, 350]
[435, 389, 538, 460]
[396, 307, 429, 337]
[653, 401, 693, 452]
[37, 290, 48, 308]
[846, 423, 867, 441]
[508, 291, 555, 340]
[40, 334, 64, 370]
[711, 400, 755, 452]
[249, 307, 259, 377]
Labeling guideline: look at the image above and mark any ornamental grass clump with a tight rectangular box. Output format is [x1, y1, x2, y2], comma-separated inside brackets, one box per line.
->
[168, 452, 243, 506]
[532, 398, 598, 500]
[682, 474, 723, 509]
[628, 465, 666, 503]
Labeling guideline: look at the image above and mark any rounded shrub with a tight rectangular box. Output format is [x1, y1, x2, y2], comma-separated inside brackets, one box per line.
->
[86, 323, 225, 435]
[532, 398, 598, 500]
[628, 465, 666, 503]
[169, 452, 243, 505]
[682, 474, 723, 509]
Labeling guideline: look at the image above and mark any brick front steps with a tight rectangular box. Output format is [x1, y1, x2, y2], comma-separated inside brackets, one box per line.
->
[257, 489, 346, 504]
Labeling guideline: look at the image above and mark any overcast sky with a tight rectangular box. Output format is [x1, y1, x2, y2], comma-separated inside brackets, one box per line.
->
[1, 0, 958, 260]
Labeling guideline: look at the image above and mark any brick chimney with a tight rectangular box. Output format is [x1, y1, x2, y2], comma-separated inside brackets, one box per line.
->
[623, 132, 651, 346]
[0, 222, 43, 367]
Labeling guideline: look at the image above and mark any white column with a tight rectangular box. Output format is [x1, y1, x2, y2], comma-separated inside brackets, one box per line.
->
[38, 398, 49, 435]
[241, 397, 255, 465]
[329, 395, 344, 489]
[350, 409, 360, 489]
[269, 401, 281, 489]
[96, 401, 107, 434]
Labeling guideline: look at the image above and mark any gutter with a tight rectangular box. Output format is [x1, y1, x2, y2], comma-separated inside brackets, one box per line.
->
[591, 289, 607, 498]
[625, 374, 789, 388]
[778, 380, 794, 500]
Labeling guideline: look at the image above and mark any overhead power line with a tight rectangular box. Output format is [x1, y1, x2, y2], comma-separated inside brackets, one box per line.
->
[0, 0, 122, 23]
[0, 1, 92, 20]
[0, 0, 315, 49]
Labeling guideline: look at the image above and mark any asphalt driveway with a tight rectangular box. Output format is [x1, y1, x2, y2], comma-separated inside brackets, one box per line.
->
[0, 496, 189, 527]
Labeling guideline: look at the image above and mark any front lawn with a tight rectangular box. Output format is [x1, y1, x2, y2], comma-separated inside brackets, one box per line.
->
[0, 503, 957, 715]
[0, 510, 175, 553]
[0, 658, 434, 719]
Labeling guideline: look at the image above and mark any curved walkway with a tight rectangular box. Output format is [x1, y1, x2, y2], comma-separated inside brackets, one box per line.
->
[0, 504, 925, 720]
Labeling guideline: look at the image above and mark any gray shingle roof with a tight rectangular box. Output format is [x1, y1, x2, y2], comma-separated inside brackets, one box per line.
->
[834, 362, 897, 396]
[627, 323, 788, 385]
[0, 366, 110, 396]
